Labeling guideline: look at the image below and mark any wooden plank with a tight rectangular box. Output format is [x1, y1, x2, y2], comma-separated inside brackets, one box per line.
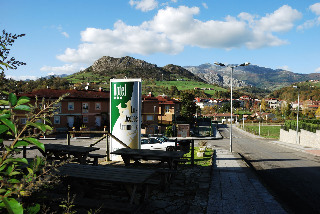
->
[58, 164, 156, 184]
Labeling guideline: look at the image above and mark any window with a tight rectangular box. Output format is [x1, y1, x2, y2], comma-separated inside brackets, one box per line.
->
[20, 118, 27, 124]
[82, 103, 89, 113]
[83, 116, 88, 123]
[95, 116, 101, 126]
[147, 115, 154, 121]
[165, 105, 170, 113]
[95, 102, 101, 110]
[54, 116, 60, 124]
[54, 103, 61, 113]
[68, 102, 74, 110]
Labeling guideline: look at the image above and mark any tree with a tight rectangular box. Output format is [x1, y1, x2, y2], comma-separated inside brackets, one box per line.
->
[169, 86, 179, 97]
[0, 93, 69, 213]
[281, 102, 291, 118]
[0, 30, 68, 213]
[315, 106, 320, 118]
[261, 98, 267, 112]
[180, 92, 197, 123]
[0, 30, 26, 72]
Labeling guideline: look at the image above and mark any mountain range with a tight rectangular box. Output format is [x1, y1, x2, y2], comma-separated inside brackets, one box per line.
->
[184, 63, 320, 90]
[69, 56, 320, 90]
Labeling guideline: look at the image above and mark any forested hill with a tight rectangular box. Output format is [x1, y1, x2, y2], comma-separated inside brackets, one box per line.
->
[76, 56, 205, 82]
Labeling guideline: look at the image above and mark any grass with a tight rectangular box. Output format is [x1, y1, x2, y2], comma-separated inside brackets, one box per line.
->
[155, 80, 227, 92]
[183, 147, 214, 166]
[243, 125, 281, 139]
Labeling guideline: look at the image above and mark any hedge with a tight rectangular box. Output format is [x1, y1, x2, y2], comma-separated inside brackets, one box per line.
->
[283, 120, 320, 133]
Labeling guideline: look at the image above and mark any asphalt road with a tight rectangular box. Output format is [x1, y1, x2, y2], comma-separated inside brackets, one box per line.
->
[209, 125, 320, 214]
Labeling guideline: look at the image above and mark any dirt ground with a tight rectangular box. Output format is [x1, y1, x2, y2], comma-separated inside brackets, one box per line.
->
[24, 159, 212, 214]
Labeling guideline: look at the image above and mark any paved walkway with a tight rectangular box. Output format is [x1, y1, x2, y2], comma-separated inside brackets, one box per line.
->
[206, 149, 287, 214]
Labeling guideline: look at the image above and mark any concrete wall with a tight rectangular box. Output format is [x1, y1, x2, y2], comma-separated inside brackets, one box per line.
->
[280, 129, 320, 148]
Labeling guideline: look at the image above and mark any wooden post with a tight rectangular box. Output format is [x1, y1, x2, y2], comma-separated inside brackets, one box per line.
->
[175, 138, 178, 149]
[23, 146, 26, 158]
[106, 134, 110, 161]
[67, 133, 71, 146]
[191, 139, 194, 167]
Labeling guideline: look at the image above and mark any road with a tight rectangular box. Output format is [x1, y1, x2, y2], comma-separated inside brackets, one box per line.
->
[207, 125, 320, 214]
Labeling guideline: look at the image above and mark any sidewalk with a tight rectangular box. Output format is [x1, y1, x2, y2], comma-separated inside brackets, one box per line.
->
[206, 149, 286, 214]
[270, 141, 320, 157]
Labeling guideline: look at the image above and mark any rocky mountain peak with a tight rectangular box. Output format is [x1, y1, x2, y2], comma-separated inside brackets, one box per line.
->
[91, 56, 157, 73]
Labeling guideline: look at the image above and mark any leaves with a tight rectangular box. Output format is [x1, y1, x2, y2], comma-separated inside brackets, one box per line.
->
[27, 122, 52, 133]
[2, 198, 23, 214]
[17, 96, 30, 105]
[0, 118, 16, 135]
[0, 113, 11, 119]
[13, 140, 29, 148]
[8, 93, 17, 106]
[26, 203, 40, 214]
[0, 125, 9, 135]
[3, 158, 28, 165]
[13, 105, 30, 111]
[0, 100, 9, 105]
[23, 138, 44, 151]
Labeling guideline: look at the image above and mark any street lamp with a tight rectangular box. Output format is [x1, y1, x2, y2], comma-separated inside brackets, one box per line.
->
[214, 62, 250, 152]
[154, 106, 156, 135]
[293, 86, 300, 144]
[259, 103, 261, 136]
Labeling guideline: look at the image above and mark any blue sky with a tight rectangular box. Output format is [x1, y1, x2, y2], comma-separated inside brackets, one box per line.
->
[2, 0, 320, 80]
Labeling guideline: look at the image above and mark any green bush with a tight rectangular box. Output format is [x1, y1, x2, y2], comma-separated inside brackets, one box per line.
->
[283, 120, 320, 133]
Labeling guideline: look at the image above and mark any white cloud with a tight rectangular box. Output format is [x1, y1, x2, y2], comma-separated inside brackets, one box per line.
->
[278, 65, 291, 71]
[297, 3, 320, 30]
[40, 64, 84, 75]
[255, 5, 302, 32]
[310, 3, 320, 15]
[315, 67, 320, 73]
[57, 5, 302, 64]
[129, 0, 158, 12]
[51, 25, 70, 38]
[61, 32, 69, 38]
[202, 3, 208, 9]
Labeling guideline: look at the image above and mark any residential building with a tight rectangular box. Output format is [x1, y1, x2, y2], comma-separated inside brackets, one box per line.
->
[141, 93, 181, 135]
[18, 89, 110, 136]
[211, 113, 238, 123]
[267, 99, 279, 109]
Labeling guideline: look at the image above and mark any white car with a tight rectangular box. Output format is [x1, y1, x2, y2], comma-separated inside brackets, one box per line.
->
[141, 137, 176, 150]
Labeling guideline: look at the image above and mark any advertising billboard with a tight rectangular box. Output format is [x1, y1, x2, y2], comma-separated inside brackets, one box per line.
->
[110, 79, 141, 160]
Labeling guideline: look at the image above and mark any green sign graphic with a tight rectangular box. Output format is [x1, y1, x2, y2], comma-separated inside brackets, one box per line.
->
[110, 79, 141, 151]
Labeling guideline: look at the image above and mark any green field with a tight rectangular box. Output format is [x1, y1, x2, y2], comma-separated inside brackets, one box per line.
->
[242, 125, 281, 139]
[155, 80, 227, 93]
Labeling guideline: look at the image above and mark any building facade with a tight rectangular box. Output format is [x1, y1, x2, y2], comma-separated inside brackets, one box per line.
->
[141, 93, 181, 135]
[18, 89, 110, 136]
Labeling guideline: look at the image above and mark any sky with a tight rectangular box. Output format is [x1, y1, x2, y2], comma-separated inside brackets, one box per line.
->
[2, 0, 320, 80]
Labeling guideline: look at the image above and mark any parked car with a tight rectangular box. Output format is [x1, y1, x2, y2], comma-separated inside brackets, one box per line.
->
[141, 137, 175, 150]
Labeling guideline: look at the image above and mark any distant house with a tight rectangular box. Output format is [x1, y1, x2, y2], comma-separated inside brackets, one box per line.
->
[17, 89, 110, 136]
[267, 99, 279, 109]
[211, 113, 238, 123]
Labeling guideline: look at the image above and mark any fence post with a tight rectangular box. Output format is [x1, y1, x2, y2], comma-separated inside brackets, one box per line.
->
[23, 146, 26, 158]
[191, 139, 194, 167]
[106, 134, 110, 161]
[67, 133, 71, 146]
